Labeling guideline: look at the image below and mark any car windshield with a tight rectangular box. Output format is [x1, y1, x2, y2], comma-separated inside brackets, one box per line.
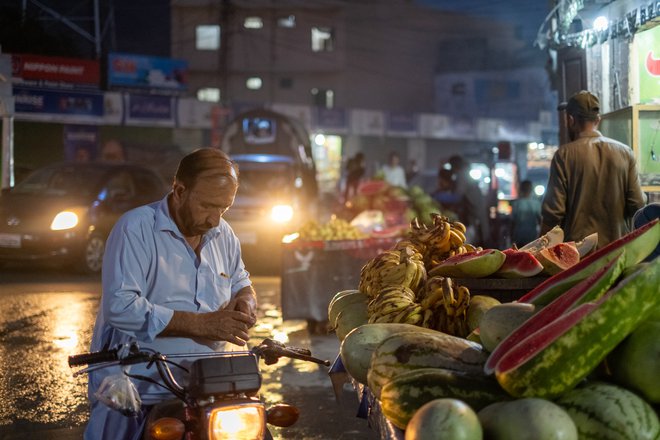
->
[12, 165, 105, 197]
[236, 162, 295, 198]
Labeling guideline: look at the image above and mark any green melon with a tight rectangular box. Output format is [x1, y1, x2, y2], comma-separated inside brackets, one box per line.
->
[477, 398, 577, 440]
[334, 301, 369, 341]
[404, 398, 483, 440]
[556, 382, 660, 440]
[608, 318, 660, 403]
[466, 295, 501, 332]
[478, 302, 536, 352]
[328, 290, 367, 327]
[339, 323, 440, 385]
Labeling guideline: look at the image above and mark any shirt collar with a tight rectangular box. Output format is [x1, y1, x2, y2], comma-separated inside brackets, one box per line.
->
[155, 192, 223, 240]
[579, 129, 602, 138]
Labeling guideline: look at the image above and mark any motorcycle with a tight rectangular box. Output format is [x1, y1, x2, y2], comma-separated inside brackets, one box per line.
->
[68, 338, 330, 440]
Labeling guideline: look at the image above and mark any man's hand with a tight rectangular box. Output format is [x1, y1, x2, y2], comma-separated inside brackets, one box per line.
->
[226, 286, 258, 328]
[197, 309, 254, 346]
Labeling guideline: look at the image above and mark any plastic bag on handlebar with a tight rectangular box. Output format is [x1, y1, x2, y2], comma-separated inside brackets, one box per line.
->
[94, 368, 142, 417]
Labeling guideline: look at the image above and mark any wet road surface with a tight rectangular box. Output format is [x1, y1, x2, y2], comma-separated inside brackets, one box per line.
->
[0, 265, 375, 439]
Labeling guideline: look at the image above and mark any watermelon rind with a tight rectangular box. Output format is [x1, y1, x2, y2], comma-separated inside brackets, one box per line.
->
[495, 256, 660, 398]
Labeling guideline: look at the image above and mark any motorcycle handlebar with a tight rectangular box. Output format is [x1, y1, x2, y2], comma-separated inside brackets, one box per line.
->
[68, 348, 119, 367]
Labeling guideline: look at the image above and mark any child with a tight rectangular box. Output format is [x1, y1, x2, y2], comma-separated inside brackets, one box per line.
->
[510, 180, 542, 247]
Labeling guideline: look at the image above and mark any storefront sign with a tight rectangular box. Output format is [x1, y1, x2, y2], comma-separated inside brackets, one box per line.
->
[386, 111, 416, 133]
[108, 53, 188, 93]
[13, 86, 103, 116]
[314, 107, 347, 132]
[636, 26, 660, 104]
[63, 125, 99, 162]
[11, 54, 100, 89]
[127, 94, 173, 120]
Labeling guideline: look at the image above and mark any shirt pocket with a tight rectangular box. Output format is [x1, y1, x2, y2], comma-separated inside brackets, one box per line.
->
[196, 269, 232, 311]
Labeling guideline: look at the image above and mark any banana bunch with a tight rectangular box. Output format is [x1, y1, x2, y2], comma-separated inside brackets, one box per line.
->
[406, 214, 482, 268]
[298, 216, 367, 241]
[366, 285, 430, 326]
[417, 276, 471, 337]
[358, 245, 426, 298]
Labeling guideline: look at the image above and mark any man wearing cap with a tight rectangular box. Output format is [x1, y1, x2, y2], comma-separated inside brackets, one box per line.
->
[541, 90, 646, 248]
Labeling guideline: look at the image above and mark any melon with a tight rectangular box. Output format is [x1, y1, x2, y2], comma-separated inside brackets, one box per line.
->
[478, 302, 536, 352]
[334, 301, 369, 341]
[428, 249, 506, 278]
[328, 290, 367, 327]
[404, 398, 483, 440]
[574, 232, 598, 258]
[536, 242, 580, 275]
[339, 323, 439, 385]
[495, 249, 543, 278]
[608, 318, 660, 403]
[477, 398, 577, 440]
[556, 382, 660, 440]
[466, 295, 501, 332]
[519, 225, 564, 253]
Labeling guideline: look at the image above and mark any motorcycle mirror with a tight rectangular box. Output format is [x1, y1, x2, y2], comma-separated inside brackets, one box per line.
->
[266, 403, 300, 427]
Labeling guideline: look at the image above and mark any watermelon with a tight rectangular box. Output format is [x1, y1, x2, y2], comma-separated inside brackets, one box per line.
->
[379, 367, 510, 430]
[428, 249, 506, 278]
[367, 331, 488, 398]
[494, 257, 660, 398]
[556, 382, 660, 440]
[536, 242, 580, 275]
[495, 250, 543, 278]
[518, 218, 660, 306]
[404, 398, 483, 440]
[484, 254, 624, 374]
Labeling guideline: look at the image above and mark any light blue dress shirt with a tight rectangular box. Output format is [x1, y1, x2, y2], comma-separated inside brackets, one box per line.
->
[87, 194, 252, 412]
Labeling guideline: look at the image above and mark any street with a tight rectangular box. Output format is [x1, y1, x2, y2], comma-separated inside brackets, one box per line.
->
[0, 264, 375, 440]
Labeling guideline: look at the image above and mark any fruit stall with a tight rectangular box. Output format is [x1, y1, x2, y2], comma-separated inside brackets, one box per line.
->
[281, 180, 447, 333]
[326, 214, 660, 440]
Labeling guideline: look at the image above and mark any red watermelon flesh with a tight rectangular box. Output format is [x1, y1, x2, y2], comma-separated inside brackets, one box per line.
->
[536, 242, 580, 275]
[496, 250, 543, 278]
[517, 218, 660, 305]
[357, 180, 388, 196]
[484, 255, 623, 374]
[494, 302, 597, 374]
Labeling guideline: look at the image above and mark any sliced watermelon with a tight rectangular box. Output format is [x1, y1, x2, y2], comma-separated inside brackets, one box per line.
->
[428, 249, 506, 278]
[496, 250, 543, 278]
[518, 219, 660, 305]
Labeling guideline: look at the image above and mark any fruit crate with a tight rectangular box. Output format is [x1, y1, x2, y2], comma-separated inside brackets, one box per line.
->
[454, 277, 547, 303]
[281, 237, 398, 330]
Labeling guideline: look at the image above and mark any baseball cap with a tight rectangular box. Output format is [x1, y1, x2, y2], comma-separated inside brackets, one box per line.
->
[557, 90, 600, 119]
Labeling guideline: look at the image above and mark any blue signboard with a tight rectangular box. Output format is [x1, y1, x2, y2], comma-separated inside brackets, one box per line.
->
[108, 53, 188, 92]
[128, 94, 173, 120]
[13, 86, 103, 116]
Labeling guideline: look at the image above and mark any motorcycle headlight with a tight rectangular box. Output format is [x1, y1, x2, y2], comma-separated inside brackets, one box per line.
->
[270, 204, 294, 223]
[208, 403, 266, 440]
[50, 211, 79, 230]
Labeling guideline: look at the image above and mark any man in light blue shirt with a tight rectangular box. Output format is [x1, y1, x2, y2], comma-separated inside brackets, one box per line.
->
[85, 148, 258, 439]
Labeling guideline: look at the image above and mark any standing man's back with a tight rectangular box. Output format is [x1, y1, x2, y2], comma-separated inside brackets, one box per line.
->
[542, 90, 646, 248]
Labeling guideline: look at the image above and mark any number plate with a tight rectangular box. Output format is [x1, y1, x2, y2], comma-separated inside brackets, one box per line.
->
[0, 233, 21, 248]
[236, 231, 257, 245]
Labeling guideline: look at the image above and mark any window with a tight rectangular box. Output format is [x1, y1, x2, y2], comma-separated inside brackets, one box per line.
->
[278, 15, 296, 28]
[197, 87, 221, 102]
[244, 17, 263, 29]
[196, 25, 220, 50]
[246, 77, 263, 90]
[311, 88, 334, 108]
[311, 27, 334, 52]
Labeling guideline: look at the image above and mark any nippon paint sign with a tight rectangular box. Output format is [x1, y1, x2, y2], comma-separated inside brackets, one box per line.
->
[636, 26, 660, 104]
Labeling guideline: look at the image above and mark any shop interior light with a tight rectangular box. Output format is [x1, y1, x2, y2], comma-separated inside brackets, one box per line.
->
[534, 185, 546, 197]
[529, 142, 538, 150]
[469, 169, 482, 180]
[314, 134, 326, 145]
[594, 16, 609, 32]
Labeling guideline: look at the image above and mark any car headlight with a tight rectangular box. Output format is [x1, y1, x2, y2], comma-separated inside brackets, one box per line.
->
[270, 204, 294, 223]
[208, 403, 266, 440]
[50, 211, 79, 230]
